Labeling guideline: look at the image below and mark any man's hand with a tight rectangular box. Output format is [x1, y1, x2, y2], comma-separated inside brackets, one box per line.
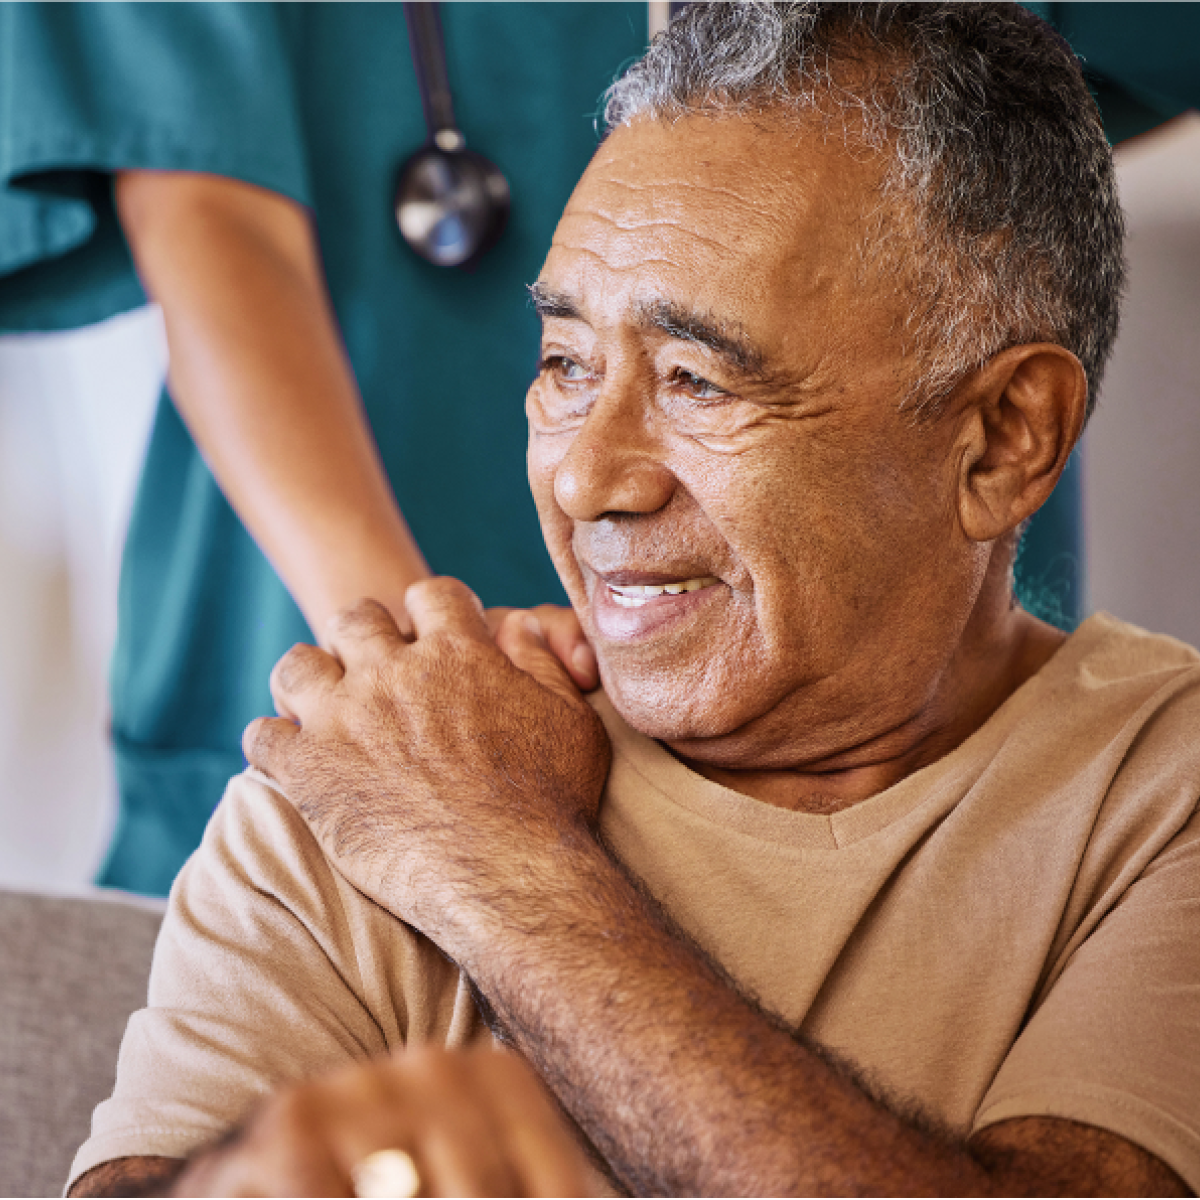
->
[243, 578, 611, 952]
[71, 1046, 596, 1198]
[178, 1046, 593, 1198]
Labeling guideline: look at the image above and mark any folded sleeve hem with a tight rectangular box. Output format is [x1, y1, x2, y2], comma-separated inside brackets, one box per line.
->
[7, 131, 312, 210]
[66, 1126, 211, 1195]
[974, 1082, 1200, 1194]
[0, 186, 93, 275]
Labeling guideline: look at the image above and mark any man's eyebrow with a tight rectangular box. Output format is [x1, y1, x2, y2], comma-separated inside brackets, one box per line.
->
[634, 299, 767, 377]
[527, 283, 581, 320]
[528, 286, 768, 379]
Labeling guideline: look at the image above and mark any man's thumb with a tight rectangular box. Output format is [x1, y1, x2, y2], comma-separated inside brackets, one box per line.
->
[497, 611, 583, 705]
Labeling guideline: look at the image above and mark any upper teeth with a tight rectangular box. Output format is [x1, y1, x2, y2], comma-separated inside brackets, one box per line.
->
[608, 577, 719, 607]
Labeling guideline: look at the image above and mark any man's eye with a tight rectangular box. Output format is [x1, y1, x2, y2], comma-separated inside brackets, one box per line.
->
[673, 369, 728, 401]
[541, 355, 590, 383]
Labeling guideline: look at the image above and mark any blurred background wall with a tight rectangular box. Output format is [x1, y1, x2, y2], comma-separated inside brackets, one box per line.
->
[0, 307, 164, 890]
[1084, 112, 1200, 649]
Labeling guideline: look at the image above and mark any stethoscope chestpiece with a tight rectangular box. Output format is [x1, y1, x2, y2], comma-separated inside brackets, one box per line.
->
[395, 136, 510, 269]
[395, 3, 510, 269]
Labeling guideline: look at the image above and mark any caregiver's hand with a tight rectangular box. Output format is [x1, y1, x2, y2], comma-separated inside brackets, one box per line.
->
[242, 579, 612, 960]
[485, 603, 598, 692]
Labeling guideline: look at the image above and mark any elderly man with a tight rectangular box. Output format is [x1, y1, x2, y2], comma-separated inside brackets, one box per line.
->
[70, 3, 1200, 1197]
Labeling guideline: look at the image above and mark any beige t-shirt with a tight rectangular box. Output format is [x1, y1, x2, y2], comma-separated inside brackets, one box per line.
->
[72, 614, 1200, 1189]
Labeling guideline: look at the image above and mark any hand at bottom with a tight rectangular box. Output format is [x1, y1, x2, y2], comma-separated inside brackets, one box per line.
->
[173, 1045, 596, 1197]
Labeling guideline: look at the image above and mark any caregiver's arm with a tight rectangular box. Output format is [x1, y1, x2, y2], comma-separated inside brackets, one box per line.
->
[115, 170, 430, 639]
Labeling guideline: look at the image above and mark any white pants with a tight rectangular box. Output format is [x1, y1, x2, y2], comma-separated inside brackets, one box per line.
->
[0, 306, 164, 891]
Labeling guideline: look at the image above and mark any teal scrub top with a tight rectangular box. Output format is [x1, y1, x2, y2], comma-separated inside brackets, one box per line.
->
[0, 2, 649, 894]
[1, 3, 1195, 896]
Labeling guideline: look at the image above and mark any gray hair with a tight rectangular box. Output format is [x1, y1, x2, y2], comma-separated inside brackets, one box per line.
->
[603, 2, 1126, 418]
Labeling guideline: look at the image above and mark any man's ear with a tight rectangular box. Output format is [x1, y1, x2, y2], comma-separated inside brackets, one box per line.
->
[953, 343, 1088, 544]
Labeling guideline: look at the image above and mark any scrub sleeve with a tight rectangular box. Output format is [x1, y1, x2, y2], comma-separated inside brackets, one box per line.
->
[0, 2, 648, 894]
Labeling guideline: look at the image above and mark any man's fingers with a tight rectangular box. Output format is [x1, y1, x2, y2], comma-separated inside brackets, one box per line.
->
[242, 716, 301, 784]
[270, 643, 343, 723]
[326, 1051, 520, 1199]
[530, 604, 599, 690]
[326, 598, 407, 671]
[406, 577, 490, 642]
[477, 1049, 598, 1198]
[496, 611, 583, 706]
[191, 1046, 595, 1198]
[390, 1073, 519, 1198]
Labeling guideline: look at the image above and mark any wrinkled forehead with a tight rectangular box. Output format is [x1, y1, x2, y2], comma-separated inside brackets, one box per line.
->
[540, 113, 896, 352]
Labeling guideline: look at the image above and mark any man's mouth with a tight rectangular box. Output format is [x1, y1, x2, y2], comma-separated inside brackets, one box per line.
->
[606, 576, 721, 608]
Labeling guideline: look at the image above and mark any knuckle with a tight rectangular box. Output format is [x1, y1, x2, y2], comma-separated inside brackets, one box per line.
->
[423, 575, 483, 612]
[431, 575, 468, 598]
[405, 577, 437, 607]
[394, 1045, 462, 1098]
[259, 1081, 322, 1142]
[333, 597, 387, 634]
[268, 656, 290, 694]
[492, 613, 538, 666]
[272, 644, 323, 692]
[500, 607, 531, 635]
[243, 718, 278, 764]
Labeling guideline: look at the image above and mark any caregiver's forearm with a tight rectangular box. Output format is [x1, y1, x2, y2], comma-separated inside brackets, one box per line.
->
[116, 170, 429, 638]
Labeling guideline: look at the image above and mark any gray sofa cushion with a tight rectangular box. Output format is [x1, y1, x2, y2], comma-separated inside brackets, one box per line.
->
[0, 889, 164, 1198]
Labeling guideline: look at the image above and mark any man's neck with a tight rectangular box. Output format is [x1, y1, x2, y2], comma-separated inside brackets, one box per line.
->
[679, 605, 1068, 816]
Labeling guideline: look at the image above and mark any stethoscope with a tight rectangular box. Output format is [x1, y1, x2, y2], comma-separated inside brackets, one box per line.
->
[394, 3, 681, 270]
[394, 2, 510, 269]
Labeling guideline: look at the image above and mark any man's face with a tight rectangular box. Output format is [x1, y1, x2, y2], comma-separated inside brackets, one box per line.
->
[527, 114, 989, 770]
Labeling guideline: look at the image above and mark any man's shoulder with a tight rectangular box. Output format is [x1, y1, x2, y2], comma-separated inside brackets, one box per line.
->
[1012, 613, 1200, 901]
[1005, 612, 1200, 751]
[195, 769, 423, 943]
[203, 768, 331, 894]
[156, 768, 480, 1045]
[179, 769, 437, 993]
[165, 769, 368, 982]
[1064, 612, 1200, 683]
[1035, 612, 1200, 771]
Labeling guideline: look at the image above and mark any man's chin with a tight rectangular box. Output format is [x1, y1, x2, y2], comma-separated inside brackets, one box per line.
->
[597, 664, 753, 745]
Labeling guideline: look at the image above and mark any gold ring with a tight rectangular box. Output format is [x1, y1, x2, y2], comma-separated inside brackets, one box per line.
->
[351, 1147, 421, 1198]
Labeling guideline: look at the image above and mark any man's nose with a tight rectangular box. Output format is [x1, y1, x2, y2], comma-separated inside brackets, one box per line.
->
[553, 384, 676, 522]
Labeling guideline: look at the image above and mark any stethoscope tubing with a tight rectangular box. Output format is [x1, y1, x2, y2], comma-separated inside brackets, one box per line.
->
[402, 2, 464, 150]
[394, 1, 510, 267]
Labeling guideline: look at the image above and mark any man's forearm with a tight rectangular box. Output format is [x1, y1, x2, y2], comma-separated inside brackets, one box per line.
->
[69, 1156, 183, 1198]
[461, 840, 1176, 1198]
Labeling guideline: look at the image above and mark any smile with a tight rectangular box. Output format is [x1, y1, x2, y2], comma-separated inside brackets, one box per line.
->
[607, 577, 721, 607]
